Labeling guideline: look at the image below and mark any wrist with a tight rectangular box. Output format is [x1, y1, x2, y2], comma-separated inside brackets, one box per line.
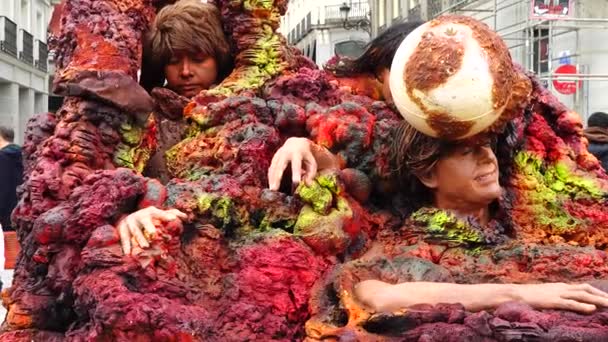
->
[501, 284, 522, 302]
[310, 142, 342, 170]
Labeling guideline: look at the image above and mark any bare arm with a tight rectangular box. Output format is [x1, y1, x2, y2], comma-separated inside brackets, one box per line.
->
[355, 280, 608, 314]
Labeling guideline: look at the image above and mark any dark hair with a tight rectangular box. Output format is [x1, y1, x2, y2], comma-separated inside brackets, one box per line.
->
[390, 121, 446, 207]
[0, 126, 14, 142]
[140, 0, 232, 92]
[588, 112, 608, 128]
[332, 20, 424, 76]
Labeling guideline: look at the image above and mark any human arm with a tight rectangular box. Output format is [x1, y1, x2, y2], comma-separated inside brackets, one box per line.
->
[355, 280, 608, 314]
[268, 137, 342, 191]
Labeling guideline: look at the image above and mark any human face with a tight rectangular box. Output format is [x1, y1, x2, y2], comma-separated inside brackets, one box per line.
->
[376, 67, 393, 104]
[164, 52, 219, 98]
[420, 142, 501, 210]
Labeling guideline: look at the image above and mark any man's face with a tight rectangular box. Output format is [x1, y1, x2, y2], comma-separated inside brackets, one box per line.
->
[422, 142, 501, 208]
[164, 51, 219, 98]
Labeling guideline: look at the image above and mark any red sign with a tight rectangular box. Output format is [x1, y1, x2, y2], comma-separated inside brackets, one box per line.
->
[553, 64, 581, 95]
[531, 0, 574, 20]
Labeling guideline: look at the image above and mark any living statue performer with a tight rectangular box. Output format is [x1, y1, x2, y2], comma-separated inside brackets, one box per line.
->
[305, 16, 608, 341]
[2, 1, 608, 342]
[0, 0, 396, 340]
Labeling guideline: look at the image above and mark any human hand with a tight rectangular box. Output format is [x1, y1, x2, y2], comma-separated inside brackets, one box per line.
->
[268, 137, 318, 191]
[514, 283, 608, 313]
[268, 137, 340, 191]
[117, 206, 187, 255]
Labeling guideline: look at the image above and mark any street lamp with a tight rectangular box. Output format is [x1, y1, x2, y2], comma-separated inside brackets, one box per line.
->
[339, 1, 371, 35]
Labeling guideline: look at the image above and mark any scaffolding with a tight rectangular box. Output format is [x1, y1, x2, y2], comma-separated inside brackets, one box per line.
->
[407, 0, 608, 118]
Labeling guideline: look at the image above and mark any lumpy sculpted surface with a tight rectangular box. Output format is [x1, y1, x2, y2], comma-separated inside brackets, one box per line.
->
[2, 3, 608, 341]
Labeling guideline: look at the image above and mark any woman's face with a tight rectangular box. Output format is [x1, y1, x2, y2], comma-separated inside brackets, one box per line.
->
[164, 52, 219, 98]
[421, 142, 501, 208]
[376, 67, 393, 104]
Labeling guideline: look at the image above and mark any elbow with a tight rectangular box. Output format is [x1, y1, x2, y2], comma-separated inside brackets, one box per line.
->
[354, 279, 393, 312]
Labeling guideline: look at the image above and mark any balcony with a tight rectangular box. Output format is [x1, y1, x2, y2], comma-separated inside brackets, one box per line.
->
[19, 29, 34, 65]
[0, 16, 18, 58]
[325, 2, 369, 23]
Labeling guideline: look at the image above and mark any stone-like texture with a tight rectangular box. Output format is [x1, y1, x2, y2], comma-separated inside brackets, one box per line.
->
[3, 1, 608, 341]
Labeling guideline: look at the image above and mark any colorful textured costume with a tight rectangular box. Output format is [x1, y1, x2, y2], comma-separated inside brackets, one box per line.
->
[2, 1, 608, 341]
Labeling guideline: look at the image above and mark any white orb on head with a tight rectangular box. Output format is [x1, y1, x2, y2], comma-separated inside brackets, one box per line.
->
[389, 15, 523, 140]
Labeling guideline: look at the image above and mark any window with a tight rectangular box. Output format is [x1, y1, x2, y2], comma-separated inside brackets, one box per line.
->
[0, 1, 15, 20]
[532, 28, 549, 74]
[37, 11, 43, 41]
[20, 0, 29, 32]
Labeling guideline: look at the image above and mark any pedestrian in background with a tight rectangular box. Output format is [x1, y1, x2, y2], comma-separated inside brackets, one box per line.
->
[0, 126, 23, 231]
[585, 112, 608, 171]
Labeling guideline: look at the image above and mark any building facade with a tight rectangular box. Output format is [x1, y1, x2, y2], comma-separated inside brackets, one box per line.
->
[367, 0, 608, 121]
[0, 0, 55, 144]
[280, 0, 371, 67]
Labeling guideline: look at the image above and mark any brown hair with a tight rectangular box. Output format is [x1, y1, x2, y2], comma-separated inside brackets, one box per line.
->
[0, 126, 14, 142]
[140, 0, 232, 91]
[390, 121, 447, 206]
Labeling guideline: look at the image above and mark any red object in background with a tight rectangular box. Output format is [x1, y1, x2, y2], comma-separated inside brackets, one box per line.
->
[531, 0, 572, 19]
[48, 0, 66, 37]
[4, 232, 19, 269]
[553, 64, 582, 95]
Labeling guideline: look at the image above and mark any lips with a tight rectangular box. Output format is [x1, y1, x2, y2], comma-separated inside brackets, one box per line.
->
[179, 85, 201, 95]
[475, 168, 497, 183]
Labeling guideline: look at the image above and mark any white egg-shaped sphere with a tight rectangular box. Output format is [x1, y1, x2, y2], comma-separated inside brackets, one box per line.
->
[390, 16, 518, 140]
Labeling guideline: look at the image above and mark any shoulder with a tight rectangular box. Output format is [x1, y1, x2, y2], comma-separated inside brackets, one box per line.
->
[588, 142, 608, 154]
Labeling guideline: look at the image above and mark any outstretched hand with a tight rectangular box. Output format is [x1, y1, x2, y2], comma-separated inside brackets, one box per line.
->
[515, 283, 608, 313]
[268, 137, 341, 191]
[118, 206, 187, 255]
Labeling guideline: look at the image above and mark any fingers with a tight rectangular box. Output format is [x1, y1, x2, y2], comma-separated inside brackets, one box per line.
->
[118, 219, 131, 255]
[126, 215, 149, 249]
[268, 152, 288, 191]
[303, 151, 318, 185]
[563, 291, 608, 308]
[268, 138, 320, 191]
[575, 283, 608, 298]
[166, 209, 188, 220]
[268, 150, 318, 191]
[148, 207, 176, 221]
[557, 299, 597, 313]
[291, 153, 303, 185]
[268, 150, 280, 190]
[118, 207, 188, 256]
[139, 215, 157, 238]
